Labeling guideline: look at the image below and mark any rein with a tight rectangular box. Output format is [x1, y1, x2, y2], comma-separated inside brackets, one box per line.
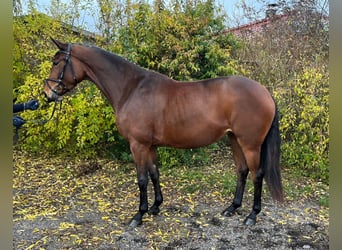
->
[31, 98, 63, 125]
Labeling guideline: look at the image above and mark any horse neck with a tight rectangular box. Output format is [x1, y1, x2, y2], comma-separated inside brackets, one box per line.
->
[72, 45, 144, 111]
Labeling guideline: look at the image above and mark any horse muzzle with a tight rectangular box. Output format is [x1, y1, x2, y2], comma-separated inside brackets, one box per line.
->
[43, 85, 56, 101]
[43, 79, 64, 102]
[43, 89, 63, 103]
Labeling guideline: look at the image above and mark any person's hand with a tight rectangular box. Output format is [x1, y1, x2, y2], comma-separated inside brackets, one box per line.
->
[25, 100, 39, 110]
[13, 115, 26, 128]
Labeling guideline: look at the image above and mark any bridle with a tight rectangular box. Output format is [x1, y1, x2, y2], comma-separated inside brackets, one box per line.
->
[44, 43, 78, 97]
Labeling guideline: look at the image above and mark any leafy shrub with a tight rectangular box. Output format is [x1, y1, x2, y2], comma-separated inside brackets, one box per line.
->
[274, 65, 329, 182]
[158, 146, 212, 169]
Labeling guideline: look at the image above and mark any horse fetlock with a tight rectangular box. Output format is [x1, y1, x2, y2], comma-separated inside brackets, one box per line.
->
[138, 202, 149, 215]
[252, 205, 261, 215]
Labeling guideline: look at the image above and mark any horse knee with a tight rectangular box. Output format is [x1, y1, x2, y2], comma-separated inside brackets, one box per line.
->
[137, 175, 148, 191]
[237, 167, 249, 180]
[149, 168, 159, 181]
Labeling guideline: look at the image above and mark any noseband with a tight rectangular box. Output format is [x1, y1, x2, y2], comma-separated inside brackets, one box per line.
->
[44, 43, 78, 96]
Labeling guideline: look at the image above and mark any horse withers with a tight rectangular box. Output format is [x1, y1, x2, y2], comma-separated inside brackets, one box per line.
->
[43, 38, 283, 227]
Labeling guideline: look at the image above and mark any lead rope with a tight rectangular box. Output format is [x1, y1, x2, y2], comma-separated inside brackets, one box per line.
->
[38, 99, 62, 125]
[25, 98, 62, 125]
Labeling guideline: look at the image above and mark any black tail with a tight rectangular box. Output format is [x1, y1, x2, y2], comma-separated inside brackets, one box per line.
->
[261, 103, 284, 202]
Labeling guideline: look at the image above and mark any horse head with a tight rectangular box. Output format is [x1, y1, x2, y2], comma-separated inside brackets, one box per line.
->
[43, 38, 85, 102]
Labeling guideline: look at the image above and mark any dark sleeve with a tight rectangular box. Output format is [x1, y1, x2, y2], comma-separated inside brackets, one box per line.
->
[13, 103, 25, 113]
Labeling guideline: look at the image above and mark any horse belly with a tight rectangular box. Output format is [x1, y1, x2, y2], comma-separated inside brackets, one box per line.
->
[155, 91, 231, 148]
[159, 122, 229, 149]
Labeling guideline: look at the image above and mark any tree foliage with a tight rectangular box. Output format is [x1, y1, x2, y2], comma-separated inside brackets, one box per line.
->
[275, 66, 328, 181]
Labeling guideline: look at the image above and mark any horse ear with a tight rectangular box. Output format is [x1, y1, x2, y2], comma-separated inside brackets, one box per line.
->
[50, 37, 67, 50]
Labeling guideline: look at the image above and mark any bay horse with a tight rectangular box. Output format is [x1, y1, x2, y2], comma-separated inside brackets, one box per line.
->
[43, 38, 283, 227]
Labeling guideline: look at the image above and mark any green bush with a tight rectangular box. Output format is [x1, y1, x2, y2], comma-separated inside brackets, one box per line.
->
[274, 65, 329, 182]
[158, 146, 212, 169]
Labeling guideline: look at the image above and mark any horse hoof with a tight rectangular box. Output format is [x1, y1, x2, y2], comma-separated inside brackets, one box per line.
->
[148, 206, 160, 215]
[128, 219, 142, 228]
[221, 209, 235, 217]
[244, 217, 256, 226]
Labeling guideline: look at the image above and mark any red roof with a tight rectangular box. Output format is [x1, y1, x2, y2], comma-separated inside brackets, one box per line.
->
[229, 13, 288, 36]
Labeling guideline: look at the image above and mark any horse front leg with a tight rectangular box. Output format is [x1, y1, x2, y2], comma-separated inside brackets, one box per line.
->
[128, 141, 150, 227]
[147, 147, 163, 215]
[148, 165, 163, 215]
[128, 143, 163, 227]
[129, 165, 149, 227]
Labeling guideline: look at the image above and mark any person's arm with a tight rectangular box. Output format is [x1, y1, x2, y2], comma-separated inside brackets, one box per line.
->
[13, 103, 25, 113]
[13, 100, 39, 113]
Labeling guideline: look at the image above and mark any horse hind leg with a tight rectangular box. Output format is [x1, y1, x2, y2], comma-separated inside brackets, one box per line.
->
[222, 133, 264, 226]
[222, 133, 249, 217]
[240, 145, 264, 226]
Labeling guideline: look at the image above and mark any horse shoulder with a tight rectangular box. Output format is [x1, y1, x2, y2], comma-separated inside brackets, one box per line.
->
[115, 74, 172, 142]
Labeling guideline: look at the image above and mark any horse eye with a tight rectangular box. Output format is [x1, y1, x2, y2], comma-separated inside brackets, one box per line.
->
[53, 61, 59, 66]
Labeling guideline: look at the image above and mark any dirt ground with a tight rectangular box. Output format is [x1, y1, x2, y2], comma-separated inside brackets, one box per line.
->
[13, 150, 329, 249]
[13, 201, 328, 249]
